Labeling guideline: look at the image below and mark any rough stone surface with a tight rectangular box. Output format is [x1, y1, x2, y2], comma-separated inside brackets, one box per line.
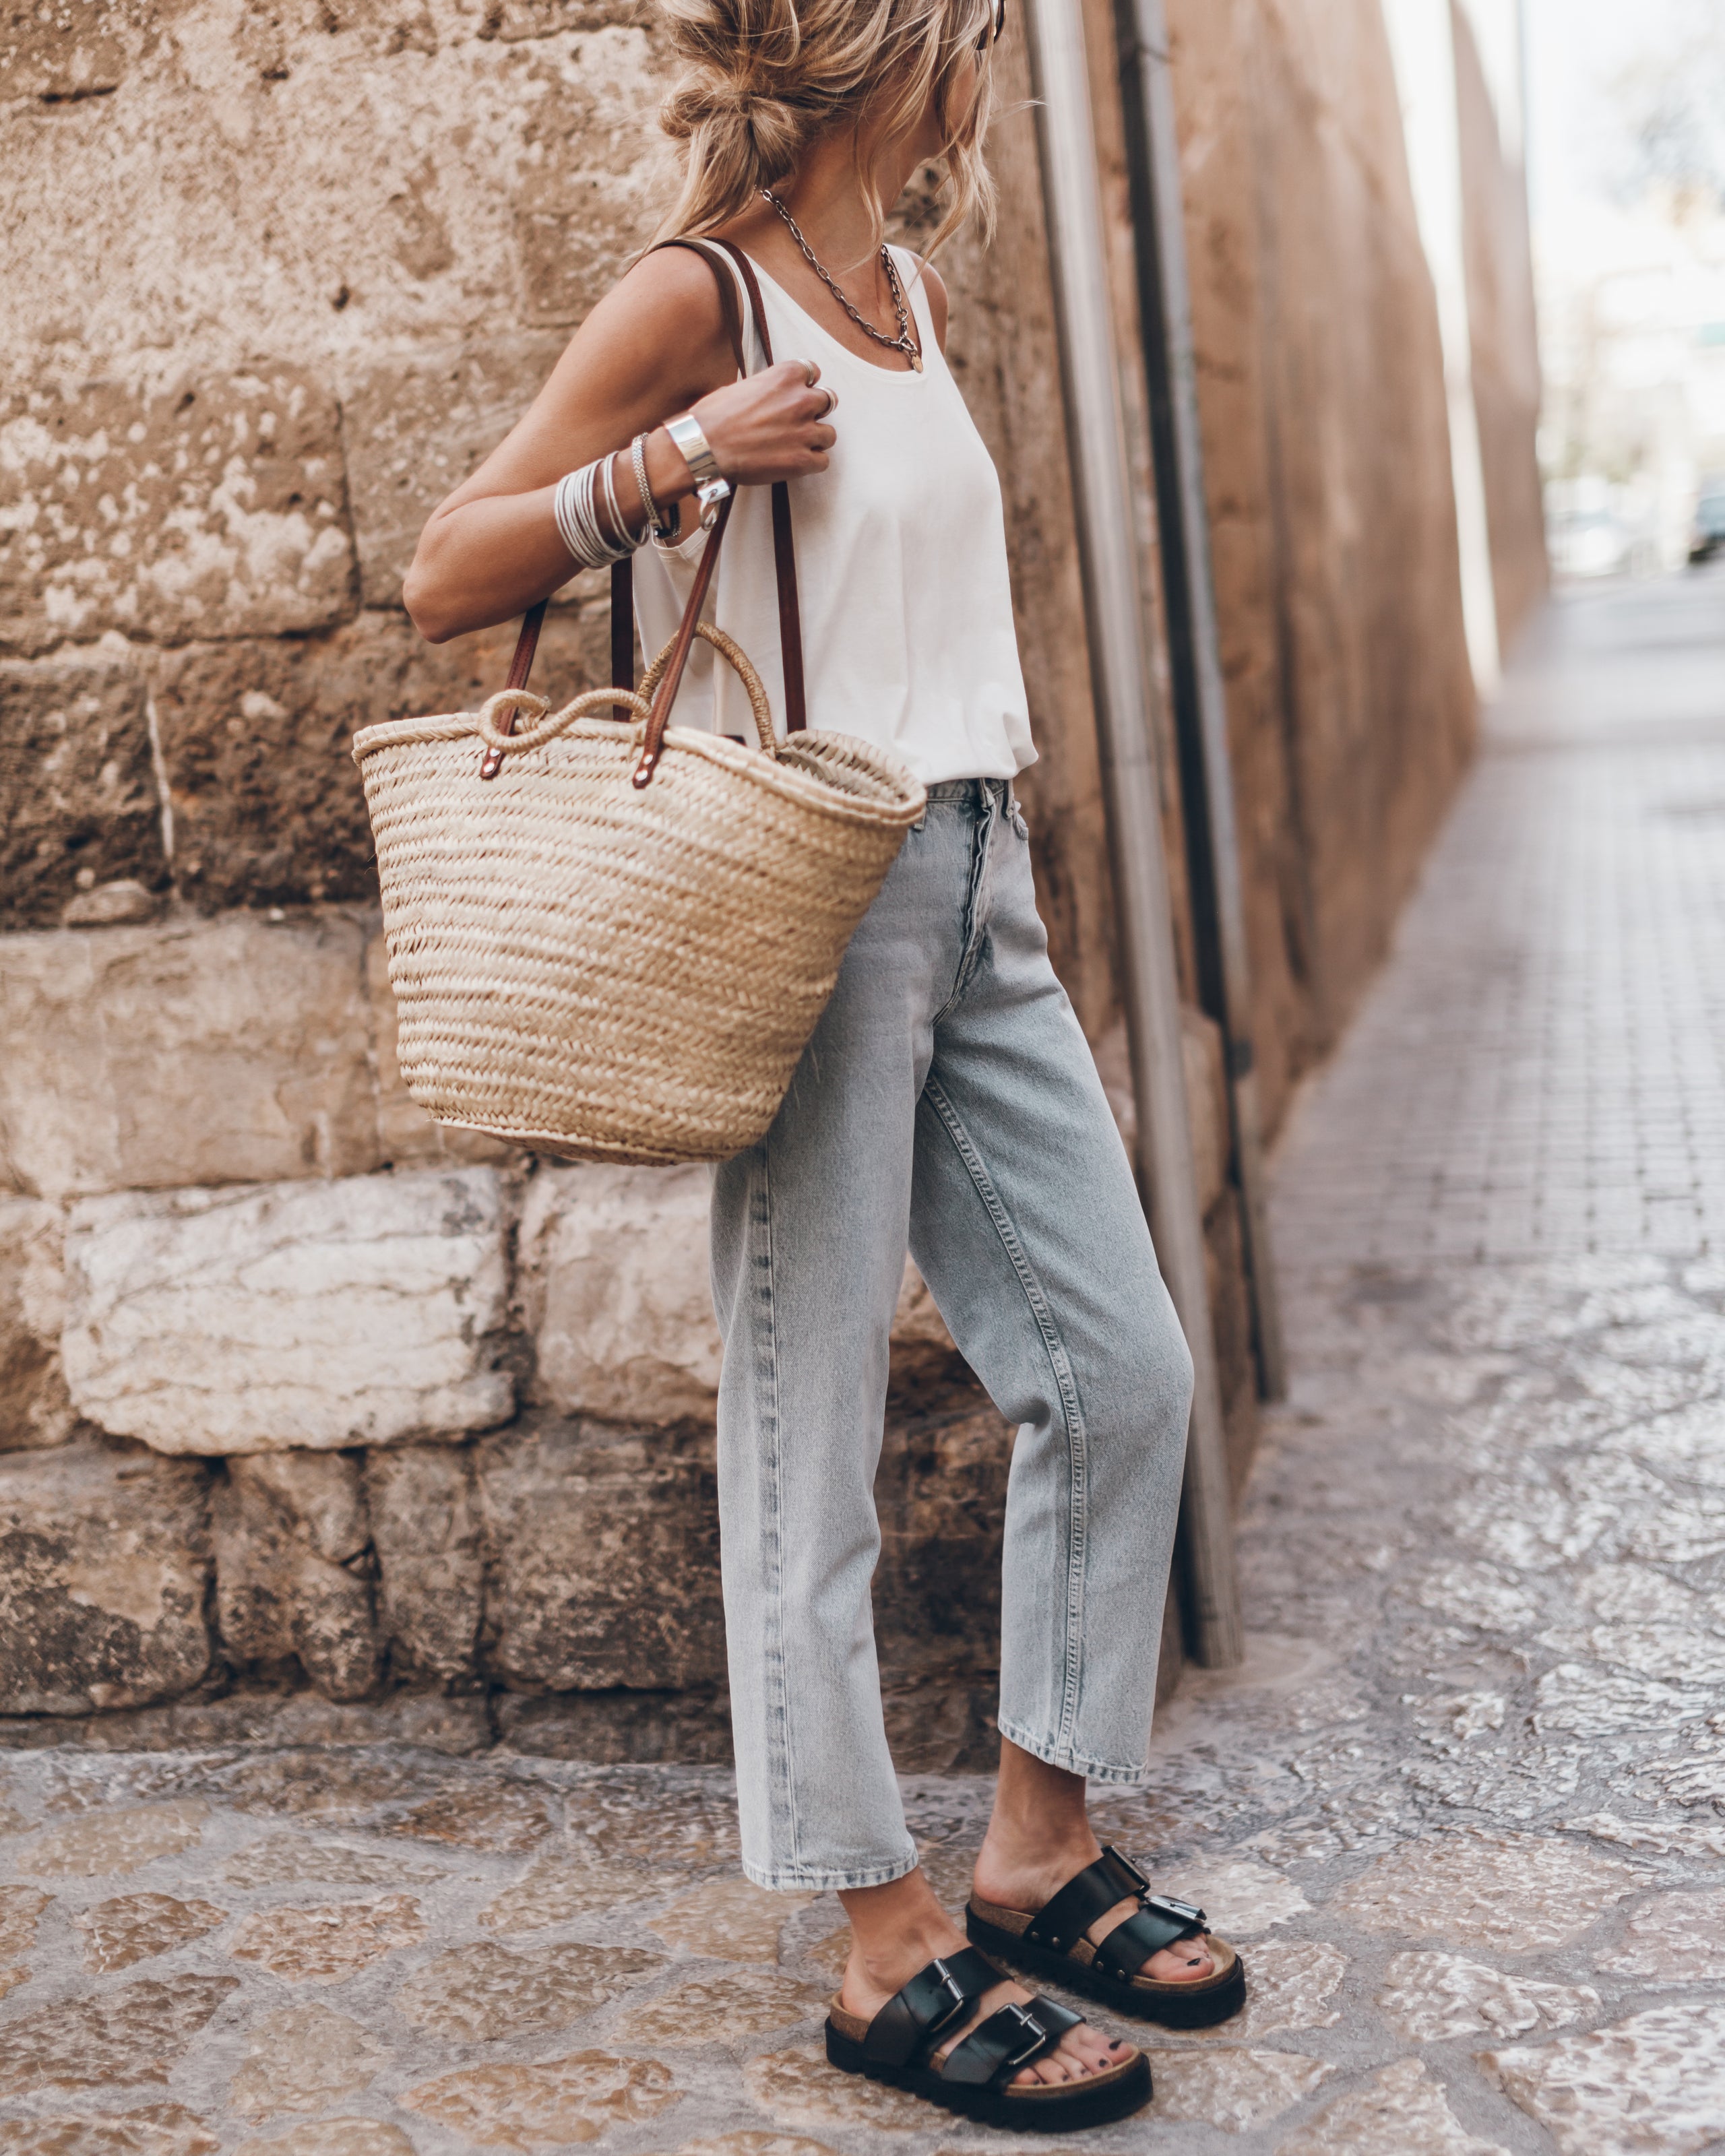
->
[476, 1418, 724, 1690]
[1279, 2058, 1507, 2155]
[616, 1967, 825, 2046]
[0, 1447, 212, 1714]
[228, 1894, 426, 1983]
[18, 1801, 209, 1878]
[1327, 1832, 1640, 1953]
[228, 2002, 386, 2120]
[61, 1167, 512, 1453]
[1137, 2046, 1334, 2130]
[648, 1876, 812, 1964]
[1482, 2002, 1725, 2155]
[743, 2045, 929, 2133]
[364, 1442, 484, 1681]
[394, 1938, 662, 2041]
[0, 646, 168, 931]
[1594, 1886, 1725, 1981]
[1377, 1948, 1600, 2042]
[0, 1974, 238, 2097]
[235, 2126, 414, 2156]
[73, 1891, 228, 1972]
[480, 1845, 686, 1932]
[400, 2050, 680, 2149]
[0, 1195, 73, 1451]
[214, 1451, 382, 1701]
[0, 2107, 222, 2155]
[0, 911, 378, 1199]
[0, 370, 354, 652]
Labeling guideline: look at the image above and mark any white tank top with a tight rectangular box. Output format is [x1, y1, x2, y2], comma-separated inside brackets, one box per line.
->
[632, 245, 1036, 787]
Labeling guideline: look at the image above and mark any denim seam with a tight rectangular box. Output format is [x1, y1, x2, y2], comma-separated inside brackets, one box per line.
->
[930, 785, 1000, 1027]
[995, 1713, 1152, 1787]
[922, 1075, 1090, 1752]
[753, 1149, 801, 1870]
[741, 1847, 922, 1893]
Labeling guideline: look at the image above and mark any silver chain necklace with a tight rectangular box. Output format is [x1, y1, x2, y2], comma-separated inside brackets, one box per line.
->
[759, 189, 924, 373]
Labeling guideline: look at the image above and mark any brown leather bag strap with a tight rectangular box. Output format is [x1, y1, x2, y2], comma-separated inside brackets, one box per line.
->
[705, 236, 807, 734]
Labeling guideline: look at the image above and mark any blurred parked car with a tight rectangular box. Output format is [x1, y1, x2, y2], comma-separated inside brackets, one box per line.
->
[1549, 503, 1639, 579]
[1690, 482, 1725, 564]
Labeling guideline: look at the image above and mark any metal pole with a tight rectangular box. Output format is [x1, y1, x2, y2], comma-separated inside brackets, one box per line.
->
[1112, 0, 1287, 1401]
[1022, 0, 1243, 1666]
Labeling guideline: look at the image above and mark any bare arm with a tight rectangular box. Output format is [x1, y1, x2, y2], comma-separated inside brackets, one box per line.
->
[402, 247, 838, 643]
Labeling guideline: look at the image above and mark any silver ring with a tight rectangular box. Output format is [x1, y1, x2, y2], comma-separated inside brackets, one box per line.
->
[820, 387, 838, 418]
[791, 357, 818, 387]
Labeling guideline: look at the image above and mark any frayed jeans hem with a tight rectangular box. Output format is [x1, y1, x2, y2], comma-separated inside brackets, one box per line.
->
[741, 1847, 922, 1893]
[996, 1715, 1152, 1788]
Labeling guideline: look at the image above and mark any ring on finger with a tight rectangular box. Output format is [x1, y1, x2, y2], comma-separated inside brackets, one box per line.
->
[790, 356, 818, 386]
[819, 386, 839, 417]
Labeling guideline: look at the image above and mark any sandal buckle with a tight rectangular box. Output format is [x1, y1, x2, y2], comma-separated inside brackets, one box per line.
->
[1146, 1892, 1206, 1930]
[1102, 1843, 1152, 1895]
[925, 1957, 970, 2034]
[997, 2001, 1049, 2071]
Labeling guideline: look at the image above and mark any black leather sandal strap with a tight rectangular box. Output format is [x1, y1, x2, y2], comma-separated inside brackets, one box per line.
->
[1022, 1993, 1085, 2039]
[860, 1946, 1000, 2068]
[1022, 1846, 1150, 1955]
[938, 2000, 1059, 2088]
[1090, 1897, 1208, 1981]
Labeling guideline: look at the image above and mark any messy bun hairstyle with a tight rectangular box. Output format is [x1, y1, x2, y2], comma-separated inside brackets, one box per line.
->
[654, 0, 999, 257]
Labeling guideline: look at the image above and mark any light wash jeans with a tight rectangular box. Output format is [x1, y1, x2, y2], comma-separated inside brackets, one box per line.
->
[711, 779, 1195, 1891]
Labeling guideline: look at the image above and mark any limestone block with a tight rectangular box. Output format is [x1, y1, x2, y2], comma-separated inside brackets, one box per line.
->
[520, 1165, 721, 1423]
[365, 1444, 484, 1680]
[873, 1405, 1013, 1680]
[143, 610, 604, 912]
[0, 371, 354, 654]
[475, 1418, 724, 1690]
[0, 0, 130, 99]
[215, 1453, 382, 1701]
[0, 1443, 213, 1715]
[0, 647, 168, 929]
[521, 1164, 958, 1423]
[0, 911, 378, 1199]
[61, 1168, 513, 1453]
[0, 1196, 74, 1451]
[340, 335, 569, 606]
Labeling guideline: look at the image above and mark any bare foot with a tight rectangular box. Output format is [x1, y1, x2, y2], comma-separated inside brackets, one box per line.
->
[838, 1866, 1136, 2087]
[974, 1742, 1218, 1984]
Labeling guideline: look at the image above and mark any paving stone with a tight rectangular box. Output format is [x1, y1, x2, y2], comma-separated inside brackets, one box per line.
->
[1593, 1886, 1725, 1980]
[0, 2105, 222, 2155]
[1278, 2058, 1507, 2155]
[0, 912, 377, 1201]
[1140, 2046, 1334, 2130]
[234, 2126, 415, 2156]
[615, 1968, 827, 2046]
[228, 2002, 387, 2119]
[0, 646, 169, 930]
[480, 1845, 684, 1932]
[1482, 2000, 1725, 2155]
[1377, 1950, 1599, 2041]
[0, 1973, 239, 2096]
[0, 371, 354, 652]
[20, 1800, 208, 1878]
[475, 1418, 724, 1691]
[396, 1938, 663, 2041]
[400, 2050, 680, 2149]
[669, 2138, 838, 2156]
[1325, 1832, 1641, 1951]
[648, 1876, 814, 1965]
[218, 1833, 445, 1890]
[226, 1893, 425, 1982]
[0, 1882, 52, 1963]
[568, 1777, 741, 1872]
[743, 2043, 930, 2132]
[1174, 1937, 1346, 2040]
[1156, 1856, 1311, 1939]
[61, 1167, 512, 1453]
[74, 1891, 229, 1972]
[0, 1196, 74, 1452]
[389, 1781, 556, 1853]
[364, 1444, 484, 1682]
[0, 1446, 213, 1715]
[214, 1452, 382, 1703]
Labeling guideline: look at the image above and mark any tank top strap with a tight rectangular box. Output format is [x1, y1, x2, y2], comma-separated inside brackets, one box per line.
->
[889, 247, 941, 365]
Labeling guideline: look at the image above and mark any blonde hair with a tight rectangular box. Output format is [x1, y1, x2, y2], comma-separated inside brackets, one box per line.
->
[652, 0, 999, 257]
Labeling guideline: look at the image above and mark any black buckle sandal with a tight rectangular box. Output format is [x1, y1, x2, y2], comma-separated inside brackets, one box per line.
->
[824, 1943, 1151, 2130]
[966, 1845, 1247, 2029]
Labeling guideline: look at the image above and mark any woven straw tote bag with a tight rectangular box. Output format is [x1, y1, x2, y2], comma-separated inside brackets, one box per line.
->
[353, 241, 926, 1165]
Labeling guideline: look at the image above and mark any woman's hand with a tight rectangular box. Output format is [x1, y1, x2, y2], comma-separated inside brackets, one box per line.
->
[686, 359, 838, 486]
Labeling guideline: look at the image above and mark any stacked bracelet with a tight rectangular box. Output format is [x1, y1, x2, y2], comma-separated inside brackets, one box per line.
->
[631, 433, 679, 544]
[552, 453, 638, 570]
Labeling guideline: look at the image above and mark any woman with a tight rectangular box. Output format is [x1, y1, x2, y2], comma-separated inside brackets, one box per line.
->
[405, 0, 1243, 2126]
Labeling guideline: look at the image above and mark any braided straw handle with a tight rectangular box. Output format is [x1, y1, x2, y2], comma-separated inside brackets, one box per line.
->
[637, 621, 778, 758]
[476, 683, 652, 757]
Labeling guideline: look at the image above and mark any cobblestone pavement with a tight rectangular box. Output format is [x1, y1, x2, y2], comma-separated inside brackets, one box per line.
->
[3, 569, 1724, 2154]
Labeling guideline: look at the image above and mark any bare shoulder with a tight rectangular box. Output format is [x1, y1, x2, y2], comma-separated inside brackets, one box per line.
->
[900, 251, 950, 353]
[579, 241, 732, 344]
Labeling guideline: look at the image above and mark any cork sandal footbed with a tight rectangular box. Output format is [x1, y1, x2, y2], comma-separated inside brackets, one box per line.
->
[967, 1897, 1247, 2029]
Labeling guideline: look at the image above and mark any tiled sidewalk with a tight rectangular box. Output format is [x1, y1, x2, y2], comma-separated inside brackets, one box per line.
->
[3, 569, 1725, 2154]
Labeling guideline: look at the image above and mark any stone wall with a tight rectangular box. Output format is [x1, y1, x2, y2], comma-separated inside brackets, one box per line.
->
[1164, 0, 1484, 1126]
